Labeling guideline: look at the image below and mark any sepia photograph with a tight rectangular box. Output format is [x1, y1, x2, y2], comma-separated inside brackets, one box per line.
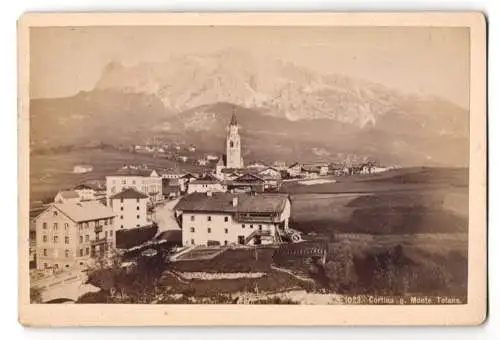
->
[18, 12, 487, 326]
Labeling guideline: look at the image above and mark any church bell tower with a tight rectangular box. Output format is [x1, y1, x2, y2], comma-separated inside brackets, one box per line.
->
[226, 109, 243, 169]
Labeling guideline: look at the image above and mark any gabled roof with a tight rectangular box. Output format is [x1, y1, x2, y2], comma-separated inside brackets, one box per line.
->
[230, 111, 238, 126]
[288, 162, 301, 168]
[234, 173, 265, 183]
[37, 201, 116, 223]
[56, 190, 80, 199]
[190, 179, 222, 185]
[110, 188, 149, 200]
[174, 192, 290, 214]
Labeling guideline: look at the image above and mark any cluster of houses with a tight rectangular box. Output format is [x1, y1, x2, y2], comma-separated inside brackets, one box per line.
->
[31, 111, 390, 273]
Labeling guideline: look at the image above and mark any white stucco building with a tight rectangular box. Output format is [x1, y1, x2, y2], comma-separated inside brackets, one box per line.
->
[54, 190, 81, 204]
[187, 179, 226, 194]
[34, 201, 116, 270]
[174, 192, 292, 246]
[105, 167, 162, 205]
[109, 188, 150, 230]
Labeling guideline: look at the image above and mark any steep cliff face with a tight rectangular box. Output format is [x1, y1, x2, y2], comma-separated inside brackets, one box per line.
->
[30, 49, 469, 166]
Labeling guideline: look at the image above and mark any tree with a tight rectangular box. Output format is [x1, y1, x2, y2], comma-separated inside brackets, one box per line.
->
[30, 287, 42, 304]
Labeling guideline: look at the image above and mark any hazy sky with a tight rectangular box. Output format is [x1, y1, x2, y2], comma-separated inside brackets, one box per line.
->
[30, 26, 470, 108]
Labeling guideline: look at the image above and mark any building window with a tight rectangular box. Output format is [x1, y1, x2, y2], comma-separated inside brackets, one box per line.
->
[65, 249, 70, 258]
[136, 224, 140, 227]
[132, 180, 136, 185]
[259, 225, 263, 231]
[120, 215, 123, 220]
[85, 248, 89, 255]
[53, 223, 58, 230]
[79, 236, 83, 243]
[64, 223, 69, 230]
[190, 215, 195, 221]
[54, 264, 59, 270]
[85, 222, 89, 229]
[208, 228, 211, 233]
[250, 224, 254, 229]
[224, 240, 228, 245]
[120, 206, 124, 211]
[53, 235, 59, 243]
[42, 222, 47, 229]
[42, 235, 47, 242]
[190, 227, 195, 233]
[224, 228, 228, 234]
[43, 263, 48, 269]
[120, 198, 124, 203]
[137, 215, 140, 219]
[110, 219, 113, 225]
[111, 187, 116, 194]
[43, 249, 47, 256]
[224, 216, 229, 222]
[122, 180, 126, 185]
[136, 198, 140, 203]
[85, 235, 89, 242]
[80, 249, 84, 257]
[121, 225, 124, 229]
[110, 230, 113, 237]
[104, 219, 108, 225]
[191, 239, 195, 245]
[207, 216, 212, 222]
[242, 224, 245, 229]
[137, 206, 140, 210]
[53, 211, 58, 216]
[105, 231, 108, 238]
[65, 236, 69, 244]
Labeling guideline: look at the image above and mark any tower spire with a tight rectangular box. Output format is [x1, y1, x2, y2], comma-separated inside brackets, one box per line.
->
[230, 107, 238, 126]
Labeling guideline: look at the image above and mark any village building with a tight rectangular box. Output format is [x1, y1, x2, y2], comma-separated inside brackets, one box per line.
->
[163, 178, 182, 199]
[287, 162, 302, 177]
[73, 184, 99, 201]
[105, 167, 162, 205]
[174, 192, 292, 247]
[72, 164, 93, 174]
[187, 179, 226, 194]
[54, 190, 81, 204]
[34, 201, 116, 270]
[246, 161, 268, 170]
[109, 188, 150, 230]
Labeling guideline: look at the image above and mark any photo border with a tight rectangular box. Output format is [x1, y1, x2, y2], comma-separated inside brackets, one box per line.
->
[17, 12, 487, 326]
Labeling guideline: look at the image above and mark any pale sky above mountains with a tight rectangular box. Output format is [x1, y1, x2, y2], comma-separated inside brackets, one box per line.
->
[30, 26, 469, 108]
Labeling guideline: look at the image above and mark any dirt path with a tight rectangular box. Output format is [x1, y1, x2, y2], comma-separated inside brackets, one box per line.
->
[153, 198, 181, 236]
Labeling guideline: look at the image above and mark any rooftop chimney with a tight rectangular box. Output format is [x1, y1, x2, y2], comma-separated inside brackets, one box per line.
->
[232, 196, 238, 207]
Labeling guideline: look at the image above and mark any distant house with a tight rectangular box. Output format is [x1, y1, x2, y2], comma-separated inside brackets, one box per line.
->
[302, 163, 329, 177]
[163, 178, 182, 199]
[258, 167, 282, 180]
[73, 165, 93, 174]
[206, 155, 219, 161]
[54, 190, 81, 204]
[161, 171, 184, 180]
[179, 156, 188, 163]
[174, 192, 292, 246]
[287, 162, 302, 177]
[73, 184, 97, 201]
[247, 162, 268, 170]
[272, 161, 288, 171]
[228, 173, 266, 193]
[187, 145, 196, 152]
[197, 159, 208, 166]
[109, 188, 149, 230]
[187, 179, 226, 194]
